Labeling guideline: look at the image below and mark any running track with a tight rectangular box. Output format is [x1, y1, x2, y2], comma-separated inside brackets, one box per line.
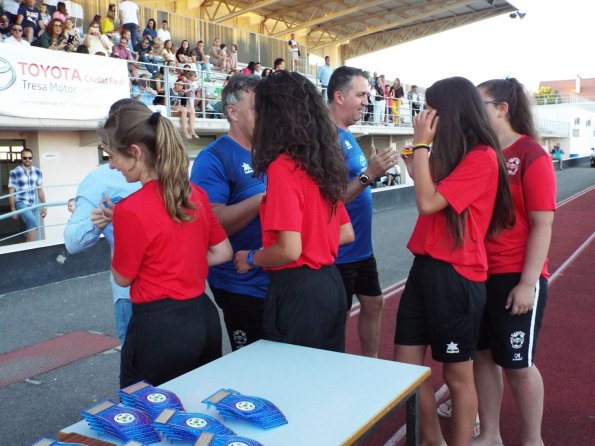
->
[346, 186, 595, 446]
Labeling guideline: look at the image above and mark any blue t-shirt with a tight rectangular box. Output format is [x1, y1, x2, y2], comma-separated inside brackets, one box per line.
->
[190, 135, 269, 298]
[336, 128, 373, 264]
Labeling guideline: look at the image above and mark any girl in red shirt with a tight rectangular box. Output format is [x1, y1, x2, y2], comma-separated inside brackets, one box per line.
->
[234, 71, 354, 352]
[393, 77, 515, 446]
[474, 78, 555, 445]
[101, 102, 232, 387]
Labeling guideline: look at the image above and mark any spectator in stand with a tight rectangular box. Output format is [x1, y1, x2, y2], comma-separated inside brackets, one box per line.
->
[170, 79, 197, 139]
[210, 37, 222, 69]
[219, 43, 229, 73]
[288, 32, 299, 71]
[135, 36, 158, 75]
[151, 68, 166, 106]
[176, 39, 192, 65]
[228, 43, 238, 72]
[317, 56, 333, 99]
[52, 1, 68, 22]
[3, 23, 30, 45]
[132, 74, 158, 108]
[253, 62, 262, 76]
[39, 4, 50, 27]
[152, 37, 163, 58]
[62, 17, 81, 51]
[408, 84, 421, 119]
[191, 40, 211, 82]
[161, 39, 176, 63]
[8, 148, 47, 242]
[373, 75, 386, 124]
[156, 19, 171, 43]
[261, 68, 272, 78]
[241, 61, 255, 75]
[38, 18, 67, 50]
[142, 18, 157, 41]
[3, 0, 20, 29]
[16, 0, 45, 43]
[101, 4, 117, 36]
[118, 0, 139, 47]
[112, 35, 133, 60]
[389, 78, 404, 125]
[182, 71, 200, 136]
[0, 12, 10, 39]
[84, 21, 112, 56]
[273, 57, 285, 72]
[116, 28, 134, 53]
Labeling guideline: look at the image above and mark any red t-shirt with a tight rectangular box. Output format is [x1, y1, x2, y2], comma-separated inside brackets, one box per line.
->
[407, 145, 499, 282]
[485, 135, 556, 277]
[260, 154, 350, 270]
[112, 180, 227, 304]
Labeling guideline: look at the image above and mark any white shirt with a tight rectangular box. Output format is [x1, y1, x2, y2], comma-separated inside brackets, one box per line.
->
[118, 1, 139, 25]
[3, 35, 30, 46]
[156, 28, 171, 42]
[3, 0, 20, 15]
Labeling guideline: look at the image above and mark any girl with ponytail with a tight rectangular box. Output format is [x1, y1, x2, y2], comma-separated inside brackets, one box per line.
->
[100, 103, 232, 387]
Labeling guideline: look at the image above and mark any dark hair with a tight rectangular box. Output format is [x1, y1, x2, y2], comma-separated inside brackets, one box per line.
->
[273, 58, 284, 68]
[76, 44, 89, 54]
[176, 40, 191, 57]
[327, 66, 366, 103]
[146, 18, 156, 29]
[100, 103, 195, 222]
[477, 78, 537, 140]
[261, 68, 272, 78]
[252, 71, 347, 207]
[21, 148, 33, 156]
[245, 61, 255, 73]
[221, 74, 261, 120]
[425, 76, 515, 245]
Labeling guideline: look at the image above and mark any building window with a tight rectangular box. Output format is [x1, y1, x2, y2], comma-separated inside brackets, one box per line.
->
[574, 117, 581, 125]
[586, 120, 592, 127]
[572, 128, 580, 137]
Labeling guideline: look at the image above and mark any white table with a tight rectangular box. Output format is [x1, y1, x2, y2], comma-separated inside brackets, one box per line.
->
[62, 340, 430, 445]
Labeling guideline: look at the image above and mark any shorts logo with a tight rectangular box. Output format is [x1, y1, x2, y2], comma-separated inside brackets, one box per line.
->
[513, 353, 523, 361]
[233, 329, 248, 348]
[507, 157, 520, 176]
[510, 331, 525, 349]
[242, 162, 253, 174]
[446, 342, 459, 354]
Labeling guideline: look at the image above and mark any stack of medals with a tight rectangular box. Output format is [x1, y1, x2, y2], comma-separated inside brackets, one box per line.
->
[119, 381, 184, 419]
[152, 408, 236, 441]
[80, 400, 160, 444]
[31, 438, 85, 446]
[192, 432, 264, 446]
[202, 389, 288, 429]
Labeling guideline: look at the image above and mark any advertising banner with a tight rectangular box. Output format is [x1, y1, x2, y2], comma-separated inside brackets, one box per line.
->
[0, 45, 129, 120]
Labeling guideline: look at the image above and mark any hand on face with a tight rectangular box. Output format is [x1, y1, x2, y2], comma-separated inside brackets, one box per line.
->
[413, 109, 438, 145]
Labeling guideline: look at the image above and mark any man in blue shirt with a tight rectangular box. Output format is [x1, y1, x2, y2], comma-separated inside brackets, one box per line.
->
[328, 66, 398, 357]
[191, 75, 267, 351]
[316, 56, 333, 100]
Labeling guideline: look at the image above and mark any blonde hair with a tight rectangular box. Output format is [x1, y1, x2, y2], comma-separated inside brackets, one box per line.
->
[100, 103, 195, 222]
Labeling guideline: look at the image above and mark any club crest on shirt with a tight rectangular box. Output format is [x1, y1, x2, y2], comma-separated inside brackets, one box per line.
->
[510, 331, 525, 349]
[506, 157, 520, 176]
[344, 139, 353, 150]
[242, 162, 253, 174]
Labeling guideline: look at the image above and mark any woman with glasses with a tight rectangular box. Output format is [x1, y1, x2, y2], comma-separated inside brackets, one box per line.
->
[38, 18, 66, 50]
[472, 78, 555, 446]
[102, 102, 232, 387]
[393, 76, 515, 446]
[234, 71, 355, 353]
[83, 21, 111, 56]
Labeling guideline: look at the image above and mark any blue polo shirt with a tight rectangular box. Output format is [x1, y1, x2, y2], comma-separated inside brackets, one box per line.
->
[336, 128, 373, 264]
[191, 135, 269, 298]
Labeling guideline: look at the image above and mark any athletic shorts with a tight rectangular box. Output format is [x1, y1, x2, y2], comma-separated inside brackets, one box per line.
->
[120, 294, 222, 388]
[264, 265, 347, 353]
[336, 255, 382, 309]
[394, 255, 486, 363]
[210, 286, 264, 352]
[477, 274, 548, 369]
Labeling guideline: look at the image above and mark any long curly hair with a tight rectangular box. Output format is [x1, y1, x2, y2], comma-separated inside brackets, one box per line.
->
[425, 77, 515, 246]
[252, 71, 347, 207]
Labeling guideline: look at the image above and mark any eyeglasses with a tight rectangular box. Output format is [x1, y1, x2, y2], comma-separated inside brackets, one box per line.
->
[12, 28, 23, 32]
[22, 156, 33, 160]
[53, 23, 63, 27]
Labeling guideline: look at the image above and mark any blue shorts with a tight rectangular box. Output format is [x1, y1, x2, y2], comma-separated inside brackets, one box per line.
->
[16, 201, 39, 230]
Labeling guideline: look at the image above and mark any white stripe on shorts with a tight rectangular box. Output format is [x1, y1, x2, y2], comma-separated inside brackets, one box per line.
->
[527, 280, 540, 366]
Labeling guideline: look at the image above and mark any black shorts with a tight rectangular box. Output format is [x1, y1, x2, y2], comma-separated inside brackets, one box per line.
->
[394, 256, 486, 363]
[477, 274, 548, 369]
[120, 294, 222, 388]
[336, 255, 382, 309]
[210, 286, 264, 352]
[264, 265, 347, 353]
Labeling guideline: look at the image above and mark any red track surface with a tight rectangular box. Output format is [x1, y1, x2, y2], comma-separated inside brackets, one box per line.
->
[346, 188, 595, 446]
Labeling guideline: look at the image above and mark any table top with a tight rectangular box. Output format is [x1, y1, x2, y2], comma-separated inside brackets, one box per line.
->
[63, 340, 430, 446]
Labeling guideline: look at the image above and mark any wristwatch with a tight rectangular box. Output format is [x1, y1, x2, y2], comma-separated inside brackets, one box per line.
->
[359, 173, 371, 185]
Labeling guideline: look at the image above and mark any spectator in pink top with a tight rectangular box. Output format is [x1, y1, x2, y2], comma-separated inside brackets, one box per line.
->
[112, 35, 133, 60]
[52, 1, 68, 22]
